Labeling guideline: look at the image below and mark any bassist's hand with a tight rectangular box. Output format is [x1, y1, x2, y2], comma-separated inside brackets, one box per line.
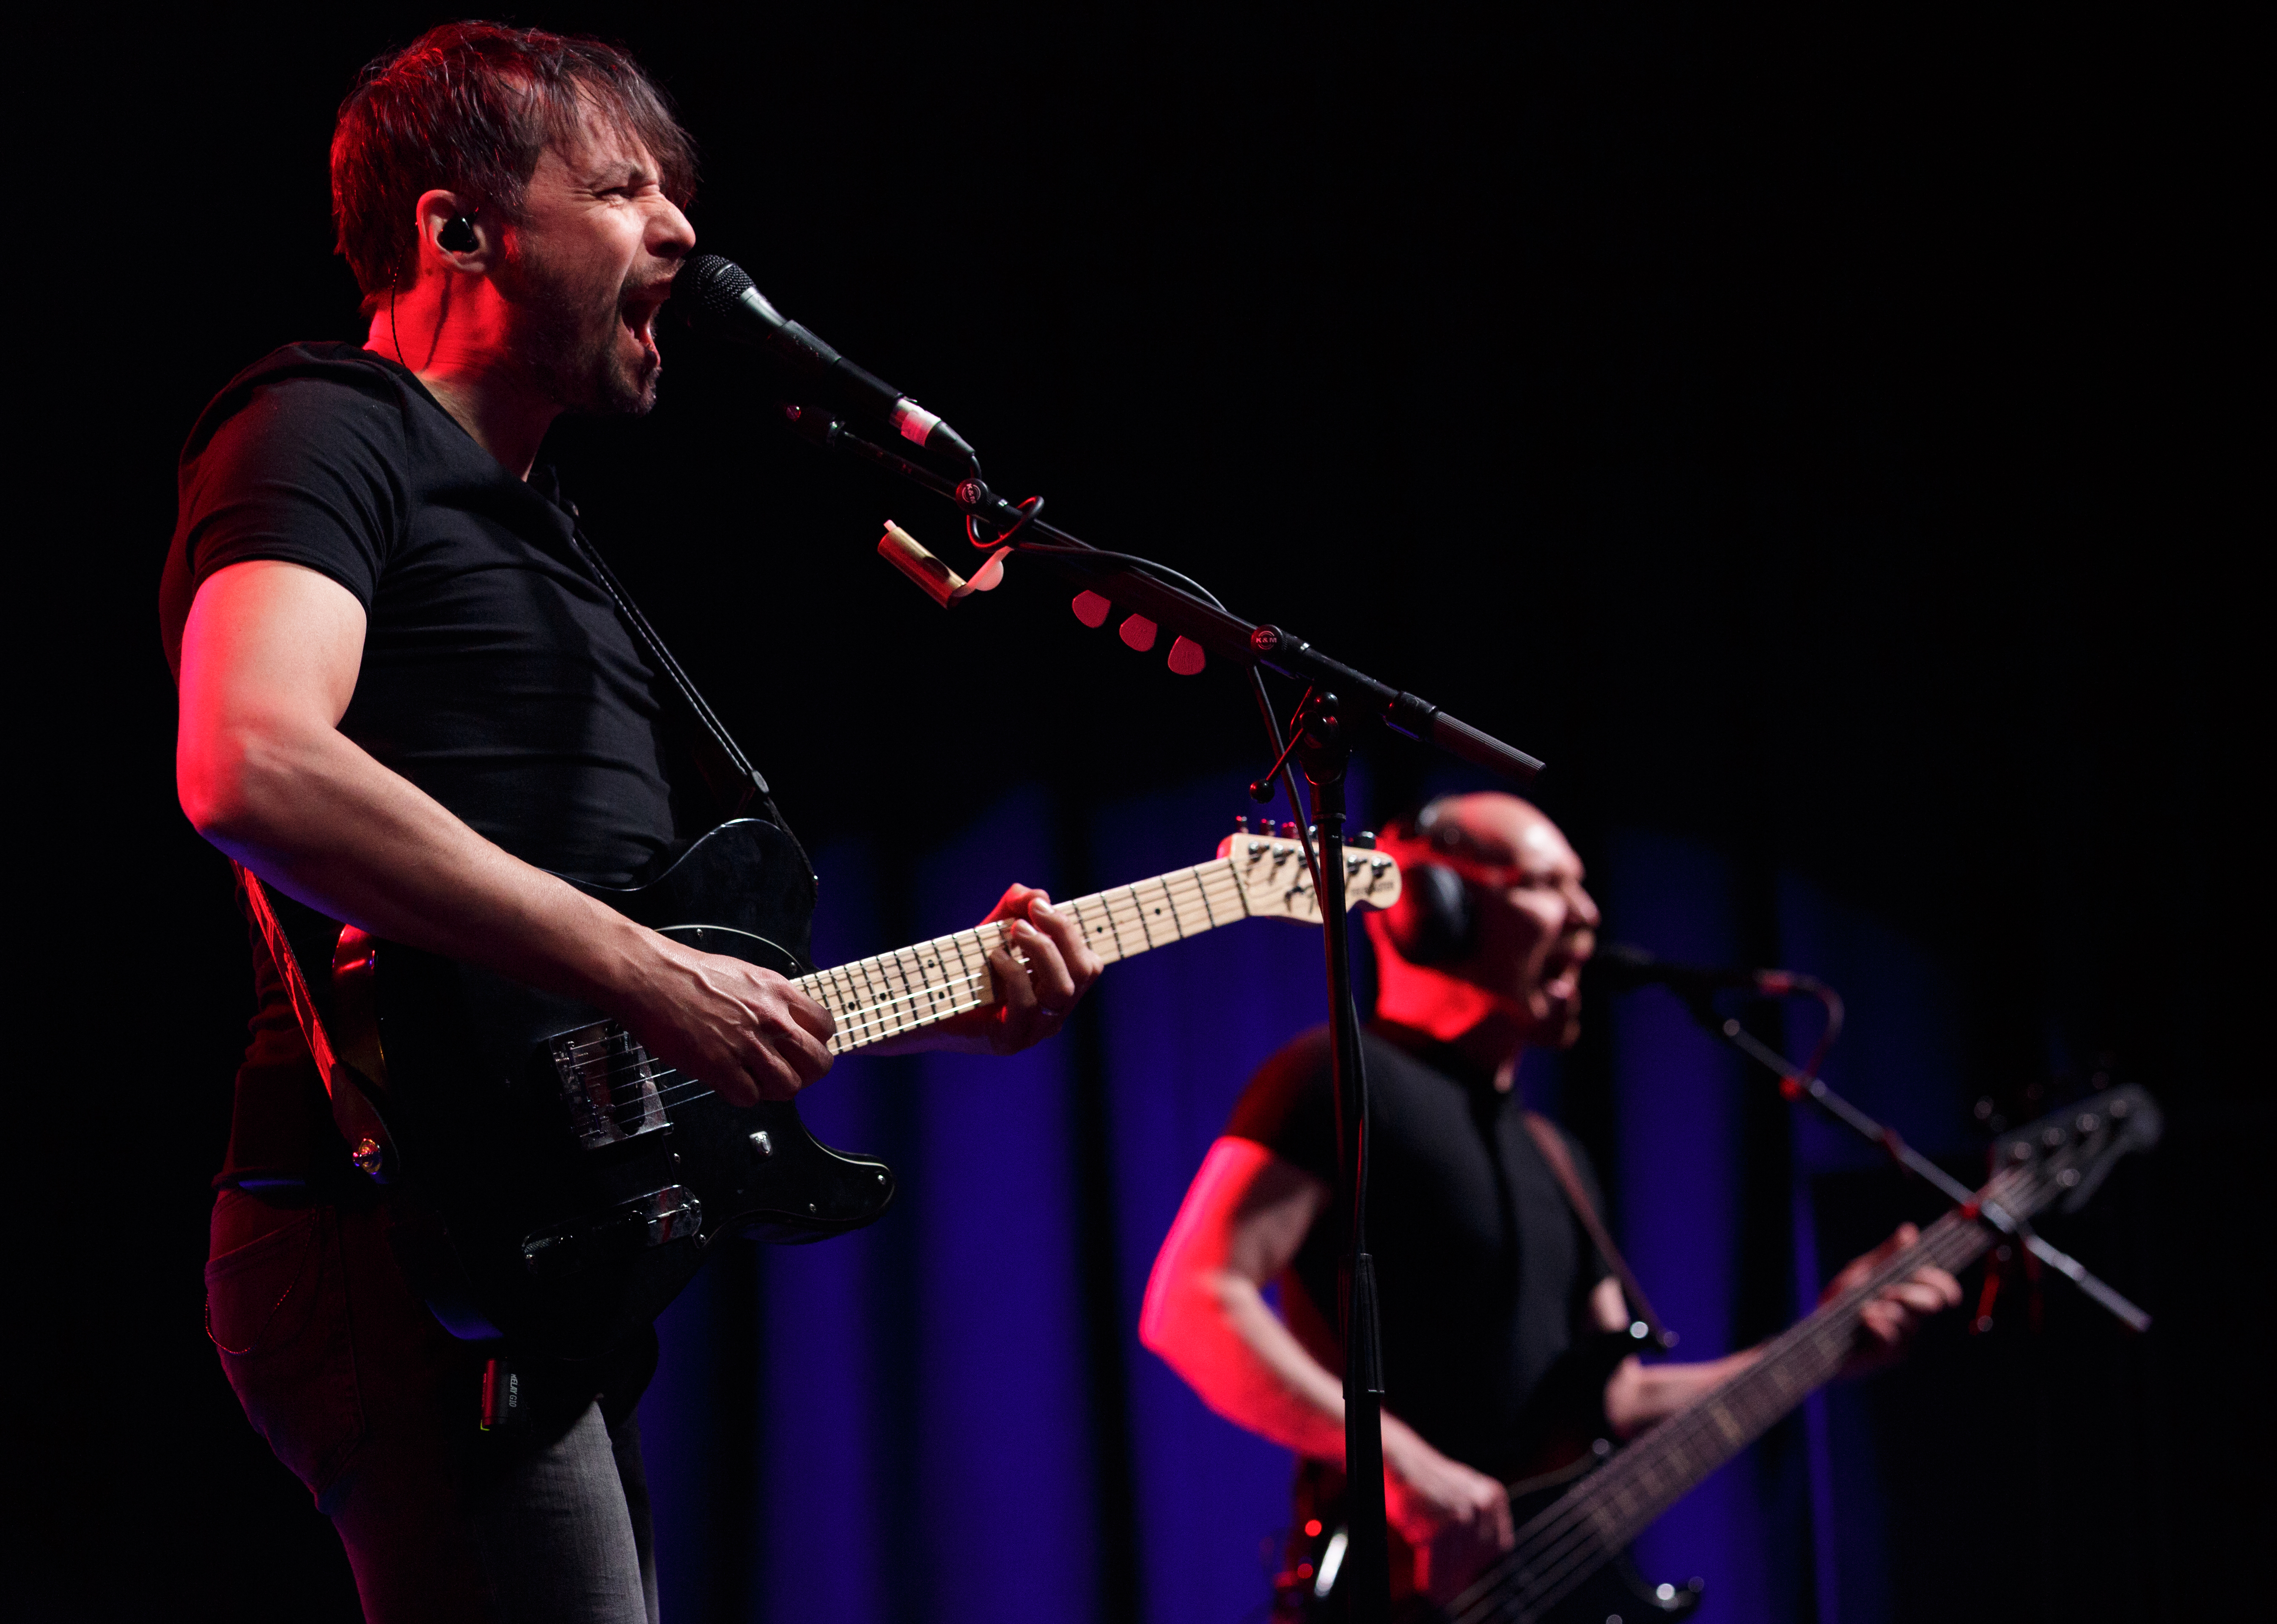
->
[1826, 1223, 1964, 1377]
[1382, 1414, 1515, 1605]
[619, 935, 836, 1105]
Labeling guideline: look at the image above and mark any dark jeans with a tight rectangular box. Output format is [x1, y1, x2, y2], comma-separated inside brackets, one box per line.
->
[206, 1189, 660, 1623]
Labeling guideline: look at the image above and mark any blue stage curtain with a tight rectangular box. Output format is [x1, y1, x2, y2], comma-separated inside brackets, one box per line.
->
[1776, 867, 1969, 1624]
[1602, 829, 1775, 1616]
[904, 787, 1100, 1622]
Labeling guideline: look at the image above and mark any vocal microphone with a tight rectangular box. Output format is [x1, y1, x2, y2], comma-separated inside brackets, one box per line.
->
[1589, 941, 1810, 999]
[679, 253, 976, 464]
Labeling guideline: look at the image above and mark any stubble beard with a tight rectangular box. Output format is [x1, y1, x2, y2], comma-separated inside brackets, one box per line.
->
[503, 236, 660, 418]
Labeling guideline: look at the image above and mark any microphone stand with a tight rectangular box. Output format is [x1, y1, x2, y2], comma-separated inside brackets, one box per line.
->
[780, 408, 1545, 784]
[780, 407, 1544, 1621]
[1672, 995, 2152, 1332]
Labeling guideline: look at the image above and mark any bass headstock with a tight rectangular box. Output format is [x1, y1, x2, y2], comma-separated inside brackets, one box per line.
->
[1217, 820, 1403, 923]
[1991, 1083, 2163, 1219]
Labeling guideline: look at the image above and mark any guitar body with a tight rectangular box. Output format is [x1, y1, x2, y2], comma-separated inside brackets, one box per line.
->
[267, 819, 894, 1360]
[249, 817, 1399, 1360]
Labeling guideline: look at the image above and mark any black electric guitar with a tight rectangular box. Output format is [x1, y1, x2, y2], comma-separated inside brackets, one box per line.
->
[244, 818, 1399, 1359]
[1297, 1083, 2162, 1622]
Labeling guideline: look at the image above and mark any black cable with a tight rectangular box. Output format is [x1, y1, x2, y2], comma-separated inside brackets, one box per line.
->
[968, 494, 1045, 551]
[1012, 540, 1230, 613]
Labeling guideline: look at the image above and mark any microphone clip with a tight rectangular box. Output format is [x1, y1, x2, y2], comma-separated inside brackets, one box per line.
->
[876, 521, 1006, 608]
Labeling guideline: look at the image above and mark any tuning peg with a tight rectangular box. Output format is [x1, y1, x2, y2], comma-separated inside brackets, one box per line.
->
[1234, 815, 1250, 836]
[1352, 830, 1376, 849]
[1071, 590, 1110, 628]
[1278, 821, 1299, 839]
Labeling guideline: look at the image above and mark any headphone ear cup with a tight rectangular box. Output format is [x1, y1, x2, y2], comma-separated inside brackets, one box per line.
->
[439, 215, 477, 253]
[1384, 861, 1475, 967]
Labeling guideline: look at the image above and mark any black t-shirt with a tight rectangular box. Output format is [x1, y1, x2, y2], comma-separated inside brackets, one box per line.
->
[161, 342, 705, 1188]
[1226, 1023, 1612, 1476]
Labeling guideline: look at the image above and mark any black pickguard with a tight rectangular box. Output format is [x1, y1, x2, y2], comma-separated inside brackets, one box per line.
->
[256, 819, 894, 1359]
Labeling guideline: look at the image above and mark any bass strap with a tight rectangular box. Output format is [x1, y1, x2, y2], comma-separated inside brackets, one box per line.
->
[1521, 1111, 1675, 1352]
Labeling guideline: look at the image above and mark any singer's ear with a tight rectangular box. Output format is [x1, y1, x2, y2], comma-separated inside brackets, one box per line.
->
[415, 191, 492, 273]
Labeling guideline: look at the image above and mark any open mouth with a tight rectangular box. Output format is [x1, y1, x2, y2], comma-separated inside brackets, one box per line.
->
[620, 282, 670, 359]
[1538, 934, 1593, 1003]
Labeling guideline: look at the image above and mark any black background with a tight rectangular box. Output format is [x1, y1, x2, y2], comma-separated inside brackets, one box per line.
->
[22, 6, 2258, 1619]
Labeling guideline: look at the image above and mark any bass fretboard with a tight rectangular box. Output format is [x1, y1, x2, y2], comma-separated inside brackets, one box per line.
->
[1456, 1169, 2029, 1624]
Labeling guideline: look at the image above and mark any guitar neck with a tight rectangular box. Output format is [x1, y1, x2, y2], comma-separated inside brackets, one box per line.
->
[1495, 1188, 2010, 1614]
[794, 856, 1260, 1053]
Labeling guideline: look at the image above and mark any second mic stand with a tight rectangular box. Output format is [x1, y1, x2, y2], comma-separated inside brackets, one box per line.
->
[1678, 996, 2152, 1332]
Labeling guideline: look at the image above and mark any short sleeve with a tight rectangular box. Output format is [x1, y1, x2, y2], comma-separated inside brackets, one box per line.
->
[1223, 1024, 1340, 1183]
[162, 366, 408, 674]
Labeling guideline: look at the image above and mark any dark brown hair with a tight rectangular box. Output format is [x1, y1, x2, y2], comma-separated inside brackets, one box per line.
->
[331, 21, 696, 306]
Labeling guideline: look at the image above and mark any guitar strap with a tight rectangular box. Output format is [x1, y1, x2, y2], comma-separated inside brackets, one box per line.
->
[560, 516, 804, 859]
[1521, 1111, 1675, 1352]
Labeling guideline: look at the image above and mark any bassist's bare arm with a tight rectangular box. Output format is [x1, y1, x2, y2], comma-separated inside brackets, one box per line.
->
[1141, 1136, 1515, 1591]
[176, 559, 833, 1106]
[1596, 1223, 1963, 1438]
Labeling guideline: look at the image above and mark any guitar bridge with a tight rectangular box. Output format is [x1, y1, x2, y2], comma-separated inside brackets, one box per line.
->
[550, 1020, 670, 1149]
[521, 1185, 703, 1279]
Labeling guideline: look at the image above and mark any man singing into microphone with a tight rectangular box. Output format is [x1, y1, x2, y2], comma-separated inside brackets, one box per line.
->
[1141, 792, 1961, 1612]
[164, 23, 1100, 1622]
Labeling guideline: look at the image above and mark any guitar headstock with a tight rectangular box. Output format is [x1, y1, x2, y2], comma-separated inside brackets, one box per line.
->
[1991, 1083, 2163, 1220]
[1217, 823, 1403, 923]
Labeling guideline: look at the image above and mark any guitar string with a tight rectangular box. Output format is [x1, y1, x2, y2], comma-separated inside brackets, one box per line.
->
[549, 859, 1338, 1115]
[552, 860, 1275, 1069]
[1455, 1187, 2022, 1624]
[620, 859, 1261, 1104]
[1444, 1162, 2047, 1623]
[547, 849, 1360, 1075]
[1439, 1161, 2046, 1620]
[560, 864, 1257, 1089]
[559, 984, 1004, 1135]
[549, 862, 1282, 1078]
[1453, 1226, 1983, 1624]
[1450, 1200, 2012, 1624]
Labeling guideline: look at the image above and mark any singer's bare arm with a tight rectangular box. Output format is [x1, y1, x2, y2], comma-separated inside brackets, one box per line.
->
[177, 559, 839, 1104]
[179, 562, 1092, 1088]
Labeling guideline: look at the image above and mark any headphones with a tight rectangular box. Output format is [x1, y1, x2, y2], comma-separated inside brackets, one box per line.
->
[1380, 800, 1479, 966]
[439, 213, 478, 253]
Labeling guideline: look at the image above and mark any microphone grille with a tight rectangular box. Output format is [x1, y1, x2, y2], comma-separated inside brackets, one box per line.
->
[681, 252, 758, 329]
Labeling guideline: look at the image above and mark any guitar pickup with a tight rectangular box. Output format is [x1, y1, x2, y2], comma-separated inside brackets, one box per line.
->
[521, 1185, 703, 1279]
[550, 1020, 671, 1149]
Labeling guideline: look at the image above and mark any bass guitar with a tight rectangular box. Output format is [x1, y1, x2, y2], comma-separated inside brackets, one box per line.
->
[244, 817, 1398, 1360]
[1297, 1081, 2162, 1621]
